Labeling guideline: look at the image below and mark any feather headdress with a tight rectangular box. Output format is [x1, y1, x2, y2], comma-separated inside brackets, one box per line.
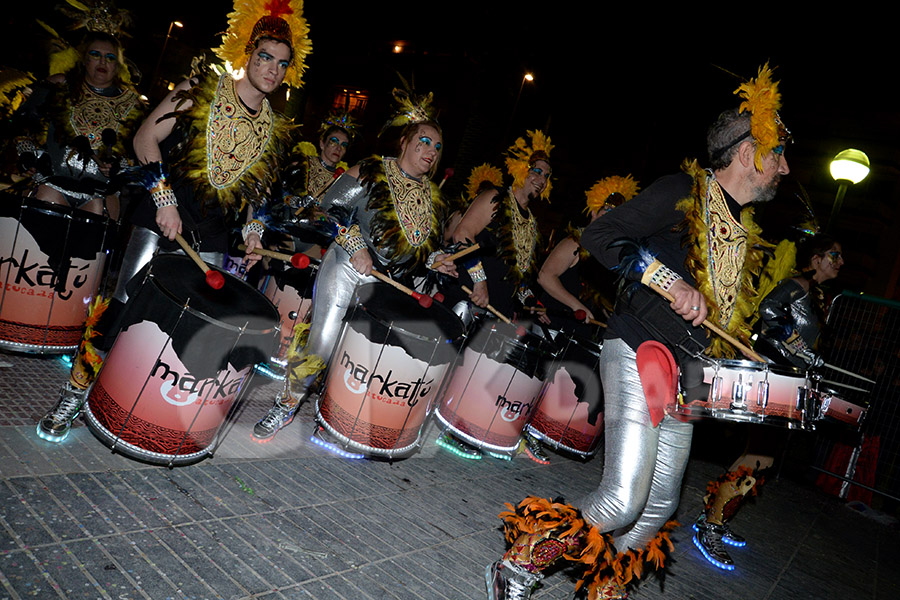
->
[505, 130, 554, 201]
[215, 0, 312, 89]
[465, 163, 503, 200]
[58, 0, 132, 38]
[734, 63, 789, 171]
[379, 79, 437, 135]
[584, 174, 640, 213]
[319, 109, 359, 140]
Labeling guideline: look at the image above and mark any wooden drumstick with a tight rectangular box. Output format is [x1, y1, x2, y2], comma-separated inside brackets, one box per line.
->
[524, 306, 608, 328]
[238, 244, 313, 269]
[372, 269, 433, 308]
[430, 243, 481, 270]
[174, 233, 224, 289]
[650, 283, 764, 362]
[461, 285, 515, 326]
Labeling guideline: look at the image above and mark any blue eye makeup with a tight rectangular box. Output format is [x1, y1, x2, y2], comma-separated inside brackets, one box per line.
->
[418, 136, 441, 151]
[773, 144, 785, 156]
[88, 50, 116, 61]
[329, 137, 349, 149]
[529, 167, 548, 177]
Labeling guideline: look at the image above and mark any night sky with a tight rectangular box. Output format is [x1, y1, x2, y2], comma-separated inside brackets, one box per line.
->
[4, 2, 898, 298]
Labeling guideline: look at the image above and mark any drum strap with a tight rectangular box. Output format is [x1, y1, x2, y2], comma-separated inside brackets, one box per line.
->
[635, 341, 678, 427]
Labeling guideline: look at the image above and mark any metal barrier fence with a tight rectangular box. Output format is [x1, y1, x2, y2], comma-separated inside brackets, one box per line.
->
[819, 291, 900, 509]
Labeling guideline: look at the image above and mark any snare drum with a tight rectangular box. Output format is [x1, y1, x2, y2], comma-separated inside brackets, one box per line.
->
[670, 359, 814, 430]
[436, 320, 553, 454]
[0, 193, 113, 353]
[258, 265, 315, 364]
[527, 335, 604, 457]
[84, 255, 279, 466]
[814, 384, 867, 427]
[316, 283, 464, 458]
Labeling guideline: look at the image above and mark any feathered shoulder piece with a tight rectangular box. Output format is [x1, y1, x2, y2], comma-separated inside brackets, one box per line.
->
[505, 130, 553, 201]
[0, 69, 35, 119]
[584, 174, 640, 214]
[465, 163, 504, 201]
[735, 63, 788, 171]
[215, 0, 312, 89]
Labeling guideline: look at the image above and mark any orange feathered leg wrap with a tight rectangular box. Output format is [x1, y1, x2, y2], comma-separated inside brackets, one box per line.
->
[69, 296, 110, 390]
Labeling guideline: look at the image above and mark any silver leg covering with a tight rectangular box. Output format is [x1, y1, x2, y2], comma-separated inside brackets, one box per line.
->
[576, 337, 693, 551]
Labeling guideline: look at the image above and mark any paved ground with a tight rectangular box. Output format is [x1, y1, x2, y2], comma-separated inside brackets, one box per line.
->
[0, 350, 898, 600]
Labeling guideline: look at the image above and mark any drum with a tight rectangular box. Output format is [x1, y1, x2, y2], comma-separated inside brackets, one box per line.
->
[258, 265, 315, 365]
[814, 384, 867, 427]
[316, 283, 464, 458]
[670, 359, 814, 429]
[0, 193, 113, 353]
[527, 335, 604, 457]
[436, 320, 553, 454]
[83, 255, 279, 466]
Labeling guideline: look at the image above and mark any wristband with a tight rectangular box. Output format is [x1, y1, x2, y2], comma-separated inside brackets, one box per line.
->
[151, 184, 178, 209]
[640, 259, 682, 292]
[241, 219, 265, 243]
[467, 261, 486, 283]
[336, 224, 366, 256]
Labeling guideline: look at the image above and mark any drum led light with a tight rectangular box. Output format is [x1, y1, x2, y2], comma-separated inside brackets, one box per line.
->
[310, 432, 365, 459]
[254, 363, 286, 381]
[485, 451, 513, 461]
[435, 435, 483, 460]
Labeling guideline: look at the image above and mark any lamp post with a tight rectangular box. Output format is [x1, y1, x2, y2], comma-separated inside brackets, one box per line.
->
[504, 72, 534, 146]
[827, 149, 870, 233]
[150, 20, 183, 94]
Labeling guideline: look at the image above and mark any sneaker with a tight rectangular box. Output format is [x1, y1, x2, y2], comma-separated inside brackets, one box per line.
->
[485, 560, 540, 600]
[436, 432, 482, 460]
[252, 403, 296, 442]
[521, 433, 550, 465]
[37, 383, 88, 442]
[693, 523, 734, 570]
[693, 513, 747, 547]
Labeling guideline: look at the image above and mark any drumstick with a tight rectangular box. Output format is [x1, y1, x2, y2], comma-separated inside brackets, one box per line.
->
[174, 233, 224, 289]
[238, 244, 313, 269]
[430, 243, 481, 270]
[372, 269, 433, 308]
[573, 309, 608, 328]
[460, 285, 518, 328]
[821, 362, 876, 384]
[649, 283, 764, 362]
[524, 306, 608, 328]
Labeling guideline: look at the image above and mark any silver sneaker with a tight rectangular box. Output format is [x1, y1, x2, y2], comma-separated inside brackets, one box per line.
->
[252, 403, 296, 442]
[37, 383, 88, 442]
[485, 560, 541, 600]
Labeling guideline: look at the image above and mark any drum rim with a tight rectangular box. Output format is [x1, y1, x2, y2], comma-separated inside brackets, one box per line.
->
[350, 285, 465, 345]
[468, 319, 555, 355]
[708, 358, 806, 378]
[144, 260, 280, 336]
[3, 192, 113, 226]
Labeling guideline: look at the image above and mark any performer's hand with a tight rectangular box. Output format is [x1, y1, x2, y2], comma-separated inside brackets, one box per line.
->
[156, 205, 182, 241]
[243, 233, 263, 266]
[538, 312, 552, 325]
[668, 279, 707, 326]
[350, 248, 373, 276]
[469, 280, 489, 308]
[431, 254, 458, 277]
[573, 304, 595, 323]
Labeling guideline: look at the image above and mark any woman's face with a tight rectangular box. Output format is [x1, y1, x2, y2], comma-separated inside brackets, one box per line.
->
[319, 129, 350, 167]
[399, 124, 442, 178]
[84, 40, 118, 89]
[812, 243, 844, 283]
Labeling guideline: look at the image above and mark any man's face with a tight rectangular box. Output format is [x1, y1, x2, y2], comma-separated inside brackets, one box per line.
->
[748, 143, 790, 204]
[83, 40, 118, 89]
[320, 130, 350, 167]
[524, 159, 551, 200]
[245, 39, 291, 95]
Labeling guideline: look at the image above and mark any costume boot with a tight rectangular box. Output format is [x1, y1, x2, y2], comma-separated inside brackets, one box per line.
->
[486, 530, 582, 600]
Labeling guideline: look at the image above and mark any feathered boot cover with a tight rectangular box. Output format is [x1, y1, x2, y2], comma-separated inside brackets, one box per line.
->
[703, 466, 763, 526]
[69, 296, 110, 389]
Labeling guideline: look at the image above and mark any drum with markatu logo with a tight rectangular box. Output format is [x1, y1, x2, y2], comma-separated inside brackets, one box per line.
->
[436, 320, 553, 455]
[527, 335, 604, 456]
[258, 265, 315, 365]
[0, 193, 114, 353]
[316, 283, 464, 458]
[83, 255, 278, 466]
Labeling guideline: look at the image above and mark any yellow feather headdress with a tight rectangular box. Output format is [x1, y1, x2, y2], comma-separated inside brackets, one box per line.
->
[734, 63, 789, 171]
[58, 0, 132, 38]
[584, 174, 640, 213]
[379, 84, 437, 135]
[465, 163, 503, 200]
[319, 109, 359, 140]
[505, 130, 554, 201]
[215, 0, 312, 89]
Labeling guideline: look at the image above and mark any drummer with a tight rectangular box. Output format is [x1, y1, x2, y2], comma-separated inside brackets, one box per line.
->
[484, 65, 791, 599]
[36, 0, 311, 442]
[756, 233, 843, 368]
[252, 87, 458, 442]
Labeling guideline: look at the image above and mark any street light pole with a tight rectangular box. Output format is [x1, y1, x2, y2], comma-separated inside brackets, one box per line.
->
[827, 149, 870, 233]
[150, 20, 183, 94]
[504, 72, 534, 147]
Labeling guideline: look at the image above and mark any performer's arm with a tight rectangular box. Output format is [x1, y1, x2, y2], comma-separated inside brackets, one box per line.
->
[452, 189, 498, 307]
[321, 164, 372, 275]
[537, 237, 593, 322]
[133, 79, 194, 241]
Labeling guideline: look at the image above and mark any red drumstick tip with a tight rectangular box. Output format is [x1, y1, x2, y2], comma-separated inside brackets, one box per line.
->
[433, 292, 445, 303]
[334, 167, 345, 178]
[412, 292, 433, 309]
[574, 309, 586, 321]
[206, 270, 225, 290]
[515, 325, 528, 337]
[291, 253, 311, 269]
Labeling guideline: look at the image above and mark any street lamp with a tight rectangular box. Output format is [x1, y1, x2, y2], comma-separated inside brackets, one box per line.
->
[151, 20, 184, 93]
[827, 148, 870, 233]
[505, 72, 534, 146]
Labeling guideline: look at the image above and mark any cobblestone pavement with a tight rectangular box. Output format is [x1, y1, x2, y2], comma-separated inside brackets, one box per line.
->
[1, 351, 897, 599]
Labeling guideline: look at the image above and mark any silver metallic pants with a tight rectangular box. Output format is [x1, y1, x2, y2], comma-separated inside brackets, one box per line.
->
[577, 338, 693, 551]
[293, 243, 376, 394]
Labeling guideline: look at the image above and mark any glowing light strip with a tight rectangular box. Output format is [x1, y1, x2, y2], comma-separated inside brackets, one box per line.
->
[693, 534, 735, 571]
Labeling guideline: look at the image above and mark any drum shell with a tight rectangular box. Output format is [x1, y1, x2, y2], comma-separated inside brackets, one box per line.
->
[436, 321, 553, 453]
[259, 266, 315, 363]
[317, 283, 464, 457]
[0, 194, 113, 353]
[528, 336, 604, 456]
[815, 384, 867, 427]
[85, 255, 279, 465]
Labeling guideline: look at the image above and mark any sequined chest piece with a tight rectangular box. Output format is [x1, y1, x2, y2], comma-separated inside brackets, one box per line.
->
[509, 195, 537, 274]
[307, 157, 334, 197]
[206, 75, 273, 190]
[705, 179, 747, 326]
[383, 158, 432, 248]
[70, 85, 138, 150]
